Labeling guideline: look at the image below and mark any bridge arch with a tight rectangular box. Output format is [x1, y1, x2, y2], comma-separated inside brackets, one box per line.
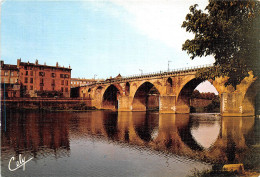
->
[94, 86, 103, 97]
[166, 77, 173, 95]
[95, 86, 103, 93]
[176, 78, 220, 113]
[125, 82, 130, 96]
[132, 81, 161, 111]
[102, 84, 123, 110]
[87, 88, 92, 99]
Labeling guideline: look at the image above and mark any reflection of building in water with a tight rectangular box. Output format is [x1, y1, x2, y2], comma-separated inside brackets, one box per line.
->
[71, 112, 256, 164]
[1, 112, 70, 158]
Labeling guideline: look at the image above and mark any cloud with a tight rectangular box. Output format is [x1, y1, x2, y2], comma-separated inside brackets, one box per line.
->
[108, 0, 209, 50]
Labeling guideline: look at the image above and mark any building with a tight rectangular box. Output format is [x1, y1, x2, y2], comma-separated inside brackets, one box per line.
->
[18, 59, 72, 97]
[1, 61, 20, 98]
[1, 59, 72, 98]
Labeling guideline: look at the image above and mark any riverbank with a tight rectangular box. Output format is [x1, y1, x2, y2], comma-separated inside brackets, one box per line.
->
[1, 98, 94, 111]
[188, 144, 260, 177]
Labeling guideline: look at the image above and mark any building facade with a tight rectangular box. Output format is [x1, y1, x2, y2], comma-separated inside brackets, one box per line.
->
[0, 61, 20, 98]
[1, 59, 72, 98]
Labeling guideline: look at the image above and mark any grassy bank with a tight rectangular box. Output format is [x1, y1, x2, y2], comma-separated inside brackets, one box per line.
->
[188, 145, 260, 177]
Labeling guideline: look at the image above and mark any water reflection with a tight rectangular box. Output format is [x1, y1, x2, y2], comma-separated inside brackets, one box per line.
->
[2, 111, 70, 160]
[1, 110, 258, 176]
[190, 115, 220, 149]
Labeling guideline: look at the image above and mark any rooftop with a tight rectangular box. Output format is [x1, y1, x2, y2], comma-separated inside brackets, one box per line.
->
[0, 63, 18, 70]
[19, 61, 71, 70]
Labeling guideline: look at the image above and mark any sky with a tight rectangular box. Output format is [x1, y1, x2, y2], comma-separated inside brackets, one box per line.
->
[1, 0, 218, 94]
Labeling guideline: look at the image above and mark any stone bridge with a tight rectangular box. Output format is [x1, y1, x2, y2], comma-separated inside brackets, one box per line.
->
[79, 65, 259, 116]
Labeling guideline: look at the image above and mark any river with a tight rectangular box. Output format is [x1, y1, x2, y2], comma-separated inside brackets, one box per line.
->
[1, 111, 259, 177]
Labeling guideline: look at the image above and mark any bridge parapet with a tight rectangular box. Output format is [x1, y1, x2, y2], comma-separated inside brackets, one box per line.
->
[123, 64, 213, 80]
[85, 64, 214, 87]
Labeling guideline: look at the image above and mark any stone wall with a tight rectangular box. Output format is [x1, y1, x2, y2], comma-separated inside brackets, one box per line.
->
[1, 98, 92, 110]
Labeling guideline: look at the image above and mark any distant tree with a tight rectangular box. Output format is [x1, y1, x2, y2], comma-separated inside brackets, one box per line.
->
[191, 90, 201, 99]
[182, 0, 260, 87]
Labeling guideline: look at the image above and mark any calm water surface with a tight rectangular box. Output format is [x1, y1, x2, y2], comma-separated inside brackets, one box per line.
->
[1, 111, 259, 177]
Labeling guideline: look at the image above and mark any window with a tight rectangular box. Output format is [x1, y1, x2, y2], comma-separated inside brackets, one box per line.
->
[40, 78, 44, 84]
[61, 80, 64, 85]
[60, 74, 64, 78]
[61, 87, 64, 92]
[30, 78, 33, 83]
[11, 72, 14, 76]
[26, 71, 28, 76]
[39, 72, 45, 76]
[25, 77, 28, 83]
[51, 73, 56, 77]
[4, 71, 8, 76]
[52, 79, 55, 86]
[30, 71, 33, 76]
[40, 86, 43, 91]
[65, 87, 68, 92]
[30, 86, 33, 90]
[66, 80, 68, 86]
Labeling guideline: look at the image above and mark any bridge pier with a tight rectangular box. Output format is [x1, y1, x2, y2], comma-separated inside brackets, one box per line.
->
[118, 95, 133, 111]
[132, 96, 147, 111]
[221, 92, 255, 117]
[159, 95, 176, 113]
[175, 100, 190, 114]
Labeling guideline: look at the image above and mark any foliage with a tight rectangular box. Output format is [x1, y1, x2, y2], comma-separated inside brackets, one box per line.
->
[188, 169, 239, 177]
[182, 0, 260, 87]
[190, 90, 220, 113]
[191, 89, 218, 100]
[242, 145, 260, 172]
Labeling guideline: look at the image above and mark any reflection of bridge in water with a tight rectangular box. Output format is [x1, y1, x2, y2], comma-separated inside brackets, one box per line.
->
[2, 111, 257, 164]
[79, 65, 259, 117]
[74, 111, 256, 164]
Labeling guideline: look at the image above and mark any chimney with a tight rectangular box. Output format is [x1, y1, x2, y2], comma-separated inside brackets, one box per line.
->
[35, 59, 38, 65]
[56, 62, 58, 67]
[44, 62, 46, 65]
[17, 58, 21, 68]
[0, 60, 4, 68]
[69, 64, 70, 69]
